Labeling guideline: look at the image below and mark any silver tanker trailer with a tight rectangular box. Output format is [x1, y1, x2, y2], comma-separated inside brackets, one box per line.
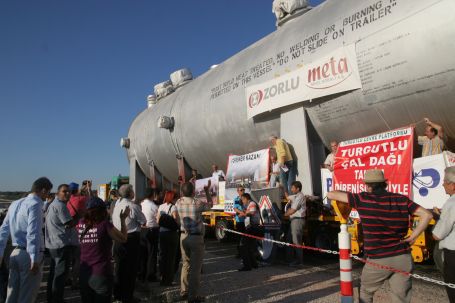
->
[123, 0, 455, 200]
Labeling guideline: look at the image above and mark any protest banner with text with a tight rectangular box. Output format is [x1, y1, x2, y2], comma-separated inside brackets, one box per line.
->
[333, 127, 414, 197]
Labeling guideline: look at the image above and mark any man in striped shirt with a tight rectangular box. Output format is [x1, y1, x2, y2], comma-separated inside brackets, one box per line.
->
[328, 169, 432, 303]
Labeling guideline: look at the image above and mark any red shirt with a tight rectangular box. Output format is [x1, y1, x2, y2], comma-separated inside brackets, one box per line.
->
[67, 194, 87, 218]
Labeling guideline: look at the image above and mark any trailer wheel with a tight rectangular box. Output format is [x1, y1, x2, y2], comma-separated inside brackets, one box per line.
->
[257, 230, 279, 263]
[215, 220, 231, 242]
[314, 227, 337, 253]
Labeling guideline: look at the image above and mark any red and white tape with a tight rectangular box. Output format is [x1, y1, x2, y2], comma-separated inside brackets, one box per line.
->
[215, 225, 455, 289]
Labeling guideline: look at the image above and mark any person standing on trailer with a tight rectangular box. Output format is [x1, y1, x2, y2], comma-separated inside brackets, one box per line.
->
[269, 135, 295, 194]
[324, 140, 338, 172]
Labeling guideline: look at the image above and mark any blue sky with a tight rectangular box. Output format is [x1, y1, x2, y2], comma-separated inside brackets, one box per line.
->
[0, 0, 324, 191]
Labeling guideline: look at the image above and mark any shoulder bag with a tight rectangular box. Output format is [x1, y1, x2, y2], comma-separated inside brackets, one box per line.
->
[158, 204, 179, 231]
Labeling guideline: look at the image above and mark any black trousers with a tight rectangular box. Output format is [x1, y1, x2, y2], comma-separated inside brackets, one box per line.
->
[80, 266, 112, 303]
[444, 249, 455, 303]
[138, 227, 159, 281]
[113, 232, 140, 302]
[239, 227, 258, 269]
[159, 231, 179, 284]
[47, 246, 72, 303]
[236, 222, 245, 255]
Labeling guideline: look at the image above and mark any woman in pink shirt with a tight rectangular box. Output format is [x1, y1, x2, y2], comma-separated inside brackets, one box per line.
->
[78, 197, 129, 303]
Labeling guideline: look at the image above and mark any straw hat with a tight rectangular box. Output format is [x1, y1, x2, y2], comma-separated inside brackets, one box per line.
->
[364, 169, 387, 183]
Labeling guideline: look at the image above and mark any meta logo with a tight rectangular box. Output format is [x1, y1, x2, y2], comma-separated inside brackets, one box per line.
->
[413, 168, 440, 197]
[306, 56, 351, 89]
[248, 77, 300, 108]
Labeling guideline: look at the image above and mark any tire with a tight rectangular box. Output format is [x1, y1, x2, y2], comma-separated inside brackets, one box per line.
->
[313, 227, 337, 257]
[257, 229, 279, 263]
[215, 220, 231, 242]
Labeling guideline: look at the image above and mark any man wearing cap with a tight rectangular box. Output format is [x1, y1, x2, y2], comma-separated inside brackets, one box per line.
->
[45, 184, 74, 303]
[0, 177, 53, 303]
[433, 166, 455, 303]
[328, 169, 432, 303]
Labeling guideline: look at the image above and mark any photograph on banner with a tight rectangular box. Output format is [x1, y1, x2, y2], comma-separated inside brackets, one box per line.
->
[195, 176, 219, 205]
[444, 150, 455, 167]
[333, 127, 414, 197]
[245, 44, 362, 119]
[223, 149, 270, 213]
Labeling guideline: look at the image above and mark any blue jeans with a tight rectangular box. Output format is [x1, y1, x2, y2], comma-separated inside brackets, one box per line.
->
[279, 160, 296, 194]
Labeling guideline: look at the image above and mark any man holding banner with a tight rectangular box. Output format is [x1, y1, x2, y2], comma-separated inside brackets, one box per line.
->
[327, 126, 434, 302]
[328, 169, 432, 303]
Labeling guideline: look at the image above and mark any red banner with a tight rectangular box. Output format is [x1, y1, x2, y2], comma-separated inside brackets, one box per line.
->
[333, 127, 414, 197]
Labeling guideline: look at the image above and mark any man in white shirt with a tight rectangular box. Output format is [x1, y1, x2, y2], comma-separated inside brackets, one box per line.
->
[324, 141, 338, 171]
[211, 164, 225, 181]
[269, 155, 281, 187]
[139, 188, 159, 282]
[112, 184, 146, 302]
[433, 167, 455, 303]
[284, 181, 306, 266]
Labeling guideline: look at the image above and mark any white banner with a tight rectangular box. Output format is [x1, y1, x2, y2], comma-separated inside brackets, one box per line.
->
[225, 149, 270, 184]
[246, 44, 362, 119]
[412, 154, 449, 209]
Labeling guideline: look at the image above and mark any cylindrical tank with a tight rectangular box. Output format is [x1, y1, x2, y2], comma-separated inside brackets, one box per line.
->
[127, 0, 455, 183]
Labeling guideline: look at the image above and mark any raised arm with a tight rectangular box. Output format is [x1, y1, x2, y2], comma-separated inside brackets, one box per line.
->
[108, 206, 130, 243]
[327, 191, 349, 203]
[425, 117, 444, 138]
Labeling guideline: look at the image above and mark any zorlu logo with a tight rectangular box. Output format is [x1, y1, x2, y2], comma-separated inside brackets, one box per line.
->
[248, 77, 300, 108]
[248, 90, 263, 108]
[306, 56, 351, 89]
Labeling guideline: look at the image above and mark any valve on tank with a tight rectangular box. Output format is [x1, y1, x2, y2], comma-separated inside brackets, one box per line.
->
[157, 116, 174, 130]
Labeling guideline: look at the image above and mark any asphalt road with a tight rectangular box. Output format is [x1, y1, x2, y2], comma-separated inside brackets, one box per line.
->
[35, 238, 449, 303]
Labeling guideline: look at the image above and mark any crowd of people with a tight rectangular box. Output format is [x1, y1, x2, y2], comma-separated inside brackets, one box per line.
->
[0, 117, 453, 303]
[0, 178, 215, 303]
